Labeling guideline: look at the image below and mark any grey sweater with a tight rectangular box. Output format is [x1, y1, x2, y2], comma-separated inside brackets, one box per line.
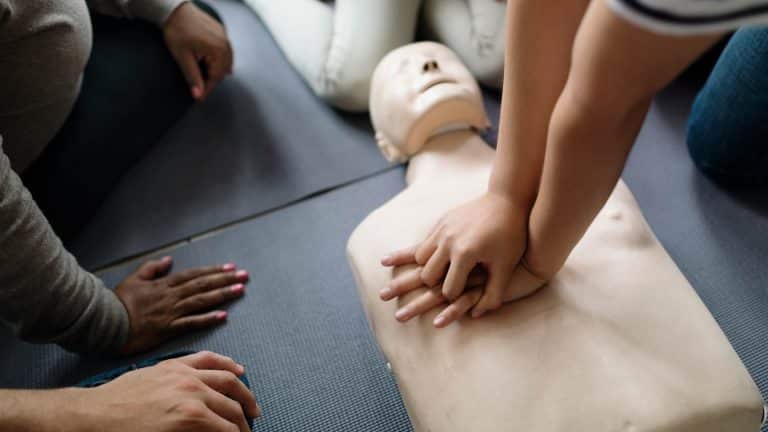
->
[0, 0, 184, 354]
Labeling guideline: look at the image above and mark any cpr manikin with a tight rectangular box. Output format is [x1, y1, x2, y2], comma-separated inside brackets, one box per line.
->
[241, 0, 505, 112]
[346, 42, 765, 431]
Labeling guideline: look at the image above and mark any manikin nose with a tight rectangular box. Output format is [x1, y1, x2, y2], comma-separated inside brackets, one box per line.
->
[422, 60, 439, 73]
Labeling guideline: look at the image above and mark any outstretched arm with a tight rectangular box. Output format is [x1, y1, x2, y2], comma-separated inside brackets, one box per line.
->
[384, 0, 591, 316]
[384, 0, 721, 326]
[522, 0, 721, 278]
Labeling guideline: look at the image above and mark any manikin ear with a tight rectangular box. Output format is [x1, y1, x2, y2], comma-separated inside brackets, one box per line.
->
[376, 131, 408, 163]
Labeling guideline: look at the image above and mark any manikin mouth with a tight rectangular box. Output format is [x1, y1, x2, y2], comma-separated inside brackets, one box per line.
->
[419, 77, 457, 93]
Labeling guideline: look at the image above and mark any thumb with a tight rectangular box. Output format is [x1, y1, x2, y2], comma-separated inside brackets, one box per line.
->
[176, 51, 205, 100]
[137, 256, 173, 280]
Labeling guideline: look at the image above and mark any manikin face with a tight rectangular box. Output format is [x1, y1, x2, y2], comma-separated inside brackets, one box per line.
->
[370, 42, 489, 162]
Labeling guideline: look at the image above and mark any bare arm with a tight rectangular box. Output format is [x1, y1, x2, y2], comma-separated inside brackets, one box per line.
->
[0, 352, 260, 432]
[384, 0, 593, 316]
[523, 0, 721, 277]
[489, 0, 590, 209]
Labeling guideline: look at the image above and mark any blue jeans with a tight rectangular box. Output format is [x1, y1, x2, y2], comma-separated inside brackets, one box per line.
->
[687, 28, 768, 186]
[23, 1, 221, 242]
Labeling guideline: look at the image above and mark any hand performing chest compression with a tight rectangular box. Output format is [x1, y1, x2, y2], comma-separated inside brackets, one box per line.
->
[371, 42, 547, 326]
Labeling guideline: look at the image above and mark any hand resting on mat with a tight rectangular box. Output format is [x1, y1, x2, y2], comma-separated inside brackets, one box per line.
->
[0, 352, 260, 432]
[116, 257, 249, 355]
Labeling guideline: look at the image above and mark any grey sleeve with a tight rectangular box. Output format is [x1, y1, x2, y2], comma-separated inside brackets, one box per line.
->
[86, 0, 187, 25]
[0, 138, 129, 354]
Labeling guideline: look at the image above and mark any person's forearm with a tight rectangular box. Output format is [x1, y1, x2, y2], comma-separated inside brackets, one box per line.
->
[488, 0, 589, 208]
[523, 90, 651, 277]
[522, 0, 721, 278]
[0, 389, 87, 432]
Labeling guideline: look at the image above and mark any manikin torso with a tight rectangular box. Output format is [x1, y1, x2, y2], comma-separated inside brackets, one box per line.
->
[347, 43, 764, 432]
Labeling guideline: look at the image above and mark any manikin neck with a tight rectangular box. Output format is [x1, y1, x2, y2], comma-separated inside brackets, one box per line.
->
[405, 128, 495, 186]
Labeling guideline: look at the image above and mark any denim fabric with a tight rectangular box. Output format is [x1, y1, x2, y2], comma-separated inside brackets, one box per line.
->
[23, 1, 220, 242]
[687, 28, 768, 186]
[77, 351, 255, 429]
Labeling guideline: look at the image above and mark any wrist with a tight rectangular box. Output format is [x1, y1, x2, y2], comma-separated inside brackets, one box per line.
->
[519, 253, 552, 282]
[484, 186, 534, 217]
[520, 239, 563, 282]
[487, 173, 537, 213]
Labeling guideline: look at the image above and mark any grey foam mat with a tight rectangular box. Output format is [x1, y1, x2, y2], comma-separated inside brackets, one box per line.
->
[68, 0, 392, 270]
[623, 82, 768, 424]
[0, 168, 411, 431]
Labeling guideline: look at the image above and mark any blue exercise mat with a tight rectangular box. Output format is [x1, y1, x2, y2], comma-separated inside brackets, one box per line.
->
[68, 0, 393, 270]
[0, 168, 412, 431]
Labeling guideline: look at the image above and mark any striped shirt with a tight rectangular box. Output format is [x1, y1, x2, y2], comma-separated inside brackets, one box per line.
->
[608, 0, 768, 34]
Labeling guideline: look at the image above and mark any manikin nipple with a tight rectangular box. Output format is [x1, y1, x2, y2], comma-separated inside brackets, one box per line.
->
[376, 131, 408, 163]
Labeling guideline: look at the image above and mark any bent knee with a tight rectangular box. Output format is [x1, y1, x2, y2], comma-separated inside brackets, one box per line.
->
[687, 103, 768, 186]
[312, 69, 370, 112]
[465, 33, 505, 88]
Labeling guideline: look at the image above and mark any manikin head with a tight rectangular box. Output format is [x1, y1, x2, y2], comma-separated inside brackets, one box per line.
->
[370, 42, 490, 163]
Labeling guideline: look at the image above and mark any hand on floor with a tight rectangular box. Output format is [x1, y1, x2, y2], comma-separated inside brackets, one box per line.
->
[382, 191, 529, 318]
[116, 257, 249, 355]
[164, 2, 233, 101]
[74, 351, 259, 432]
[380, 265, 545, 327]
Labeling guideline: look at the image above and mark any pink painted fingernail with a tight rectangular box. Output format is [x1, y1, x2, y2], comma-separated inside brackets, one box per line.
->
[215, 311, 228, 320]
[381, 255, 392, 265]
[222, 263, 236, 271]
[161, 256, 172, 263]
[235, 270, 249, 281]
[379, 288, 392, 299]
[230, 284, 245, 294]
[192, 85, 202, 99]
[434, 315, 446, 327]
[395, 308, 409, 321]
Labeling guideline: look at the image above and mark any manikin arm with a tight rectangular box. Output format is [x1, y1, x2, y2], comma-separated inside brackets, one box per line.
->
[522, 1, 720, 278]
[243, 0, 421, 111]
